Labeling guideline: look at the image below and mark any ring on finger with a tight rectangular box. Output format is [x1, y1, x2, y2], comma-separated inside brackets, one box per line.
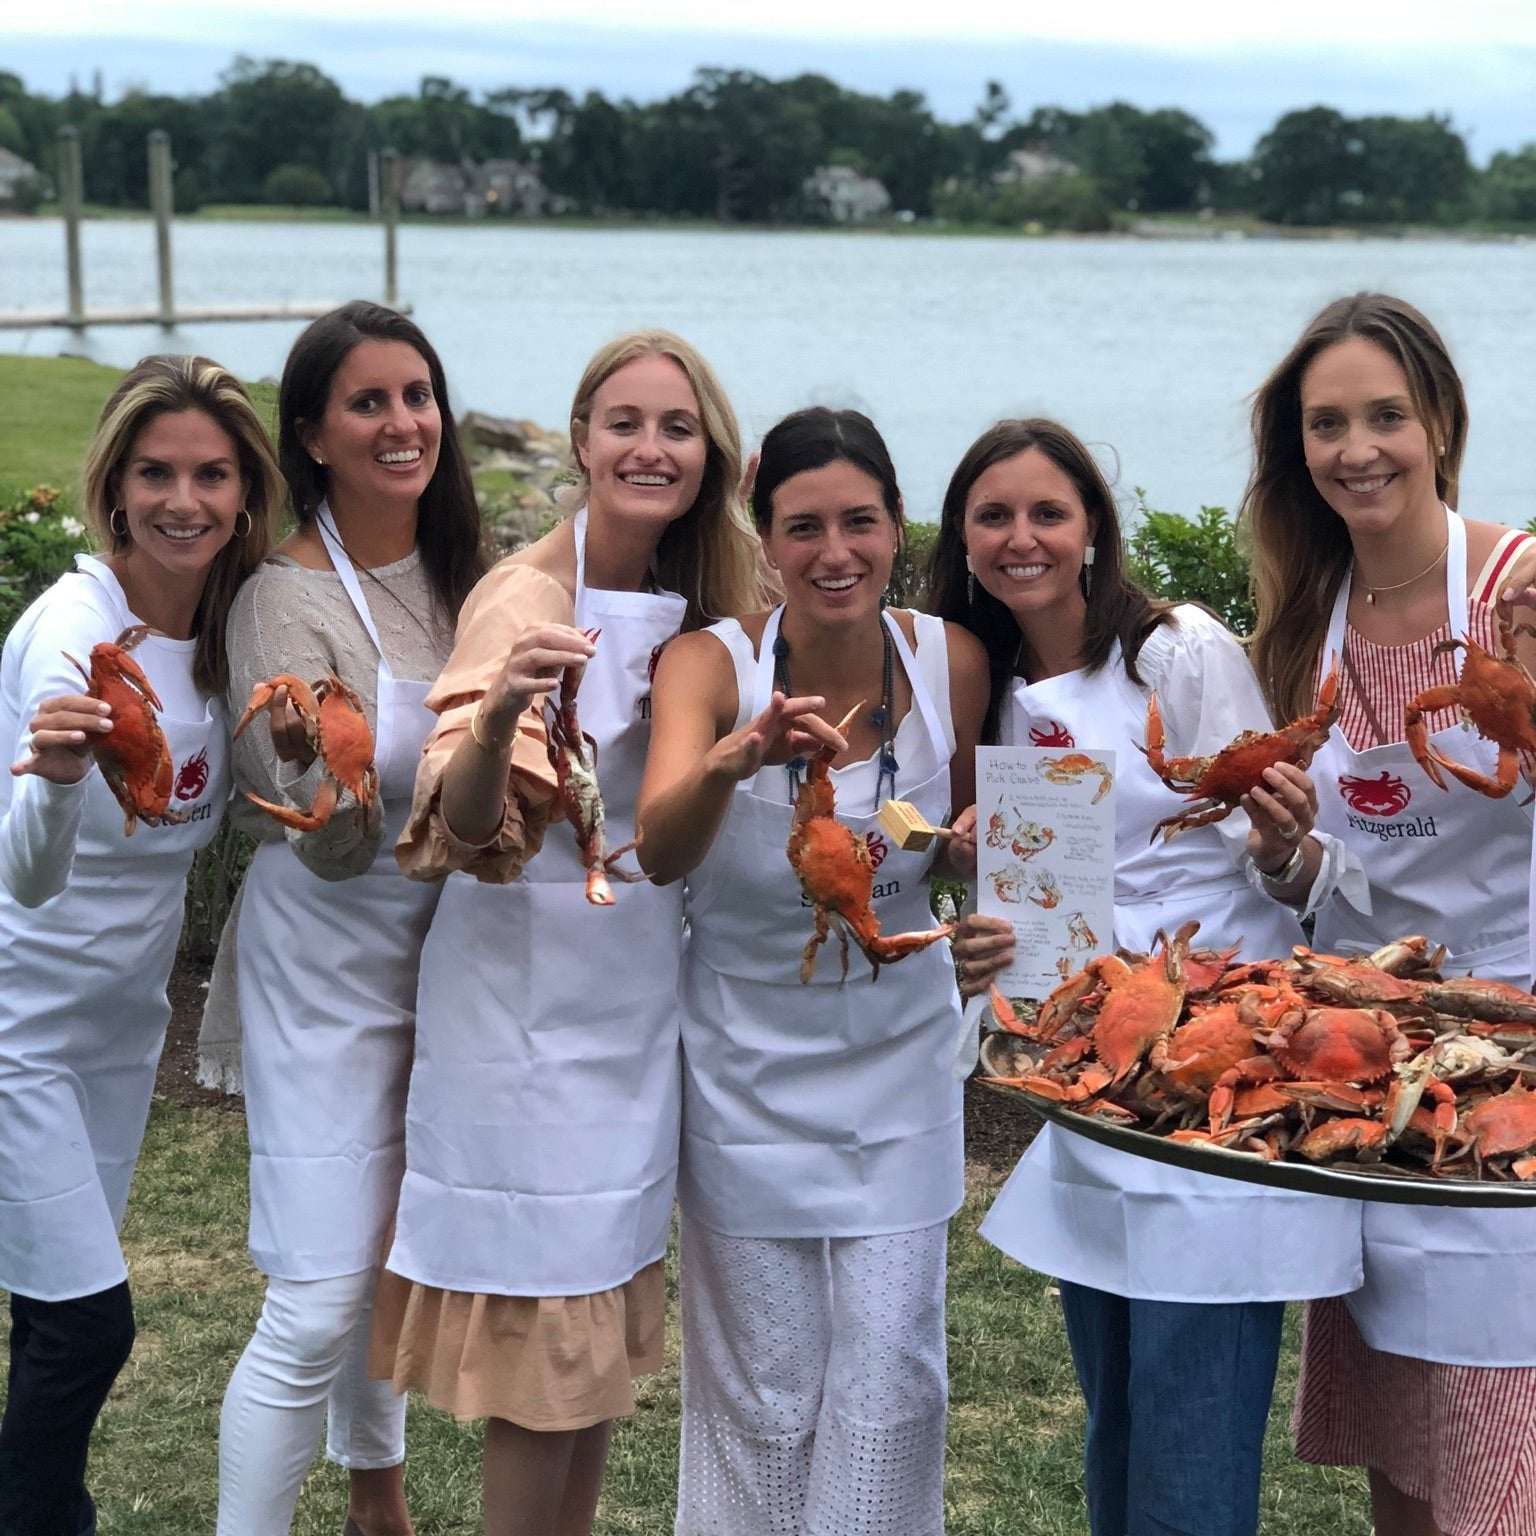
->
[1278, 822, 1299, 842]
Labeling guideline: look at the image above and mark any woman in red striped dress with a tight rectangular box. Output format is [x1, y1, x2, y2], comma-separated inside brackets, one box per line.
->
[1245, 291, 1536, 1536]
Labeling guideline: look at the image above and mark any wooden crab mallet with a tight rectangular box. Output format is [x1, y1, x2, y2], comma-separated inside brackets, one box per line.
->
[877, 799, 956, 852]
[232, 671, 380, 835]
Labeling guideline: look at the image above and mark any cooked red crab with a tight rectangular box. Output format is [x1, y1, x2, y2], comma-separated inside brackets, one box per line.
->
[1140, 656, 1339, 842]
[64, 624, 189, 836]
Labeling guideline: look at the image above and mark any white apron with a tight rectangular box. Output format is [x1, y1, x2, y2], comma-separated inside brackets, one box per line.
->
[677, 606, 964, 1238]
[0, 562, 229, 1301]
[237, 509, 441, 1281]
[1314, 507, 1536, 1365]
[386, 509, 689, 1297]
[980, 644, 1364, 1302]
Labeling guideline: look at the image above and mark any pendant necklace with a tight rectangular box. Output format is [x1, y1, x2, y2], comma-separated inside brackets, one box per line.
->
[325, 511, 444, 649]
[773, 617, 899, 810]
[1357, 539, 1448, 606]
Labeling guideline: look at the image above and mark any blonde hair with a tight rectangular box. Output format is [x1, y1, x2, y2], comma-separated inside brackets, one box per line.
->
[83, 354, 284, 695]
[566, 330, 770, 630]
[1242, 293, 1467, 723]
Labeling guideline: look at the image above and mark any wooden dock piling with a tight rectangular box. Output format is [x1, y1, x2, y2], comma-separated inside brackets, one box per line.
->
[2, 132, 408, 332]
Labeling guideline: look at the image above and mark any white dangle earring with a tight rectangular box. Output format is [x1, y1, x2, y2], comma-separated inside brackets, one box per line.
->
[1082, 545, 1096, 597]
[965, 553, 975, 606]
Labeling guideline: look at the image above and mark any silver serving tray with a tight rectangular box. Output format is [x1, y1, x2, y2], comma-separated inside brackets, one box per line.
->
[977, 1029, 1536, 1208]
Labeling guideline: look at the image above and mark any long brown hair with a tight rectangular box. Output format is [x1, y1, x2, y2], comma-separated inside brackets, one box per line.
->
[926, 418, 1174, 742]
[82, 355, 283, 695]
[1243, 292, 1467, 723]
[279, 301, 487, 623]
[566, 330, 770, 631]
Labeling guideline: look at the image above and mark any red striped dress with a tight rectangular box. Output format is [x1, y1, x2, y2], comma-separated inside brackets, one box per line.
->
[1292, 528, 1536, 1536]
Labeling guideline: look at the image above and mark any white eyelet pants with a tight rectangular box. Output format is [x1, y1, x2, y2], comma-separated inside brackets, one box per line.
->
[217, 1267, 405, 1535]
[676, 1213, 949, 1536]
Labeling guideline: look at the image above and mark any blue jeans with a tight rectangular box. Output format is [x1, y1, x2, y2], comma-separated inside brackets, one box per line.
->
[1058, 1282, 1284, 1536]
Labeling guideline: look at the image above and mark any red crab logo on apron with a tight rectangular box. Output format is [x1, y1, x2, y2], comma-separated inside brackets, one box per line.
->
[1029, 721, 1074, 748]
[647, 643, 667, 685]
[1338, 771, 1411, 817]
[173, 747, 209, 802]
[865, 830, 889, 870]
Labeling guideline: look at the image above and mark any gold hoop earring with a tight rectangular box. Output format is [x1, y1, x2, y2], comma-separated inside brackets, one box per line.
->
[110, 508, 128, 538]
[234, 509, 253, 539]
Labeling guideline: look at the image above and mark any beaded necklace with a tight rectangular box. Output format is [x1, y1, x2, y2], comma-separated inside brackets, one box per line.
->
[772, 615, 900, 810]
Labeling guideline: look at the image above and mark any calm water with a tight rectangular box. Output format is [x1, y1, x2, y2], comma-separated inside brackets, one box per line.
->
[3, 219, 1533, 523]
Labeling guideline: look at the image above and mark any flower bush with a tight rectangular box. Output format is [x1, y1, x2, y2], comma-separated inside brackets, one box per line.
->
[0, 486, 91, 645]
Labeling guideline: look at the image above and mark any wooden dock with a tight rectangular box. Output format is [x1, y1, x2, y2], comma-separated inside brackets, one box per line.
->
[0, 300, 393, 331]
[4, 132, 409, 334]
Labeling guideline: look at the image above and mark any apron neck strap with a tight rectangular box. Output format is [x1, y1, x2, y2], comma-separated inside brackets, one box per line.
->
[573, 506, 589, 617]
[754, 605, 950, 804]
[314, 503, 389, 668]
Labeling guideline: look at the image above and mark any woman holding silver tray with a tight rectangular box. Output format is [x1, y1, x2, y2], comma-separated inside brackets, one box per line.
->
[929, 416, 1359, 1536]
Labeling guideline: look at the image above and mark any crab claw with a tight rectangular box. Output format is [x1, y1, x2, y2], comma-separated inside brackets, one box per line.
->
[241, 776, 341, 833]
[233, 674, 319, 740]
[856, 922, 956, 980]
[988, 985, 1029, 1036]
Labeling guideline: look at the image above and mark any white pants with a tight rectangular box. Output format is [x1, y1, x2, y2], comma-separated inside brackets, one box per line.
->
[676, 1214, 949, 1536]
[217, 1267, 406, 1536]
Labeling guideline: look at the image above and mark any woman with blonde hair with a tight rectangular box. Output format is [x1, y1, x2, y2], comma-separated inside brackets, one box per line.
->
[0, 355, 281, 1532]
[1246, 291, 1536, 1536]
[371, 329, 767, 1535]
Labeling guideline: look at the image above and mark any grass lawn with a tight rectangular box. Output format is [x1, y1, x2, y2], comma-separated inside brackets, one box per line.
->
[29, 1100, 1372, 1535]
[0, 354, 123, 496]
[0, 355, 280, 505]
[0, 351, 1373, 1530]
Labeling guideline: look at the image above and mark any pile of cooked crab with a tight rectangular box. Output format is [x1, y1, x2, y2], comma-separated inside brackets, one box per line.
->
[979, 923, 1536, 1181]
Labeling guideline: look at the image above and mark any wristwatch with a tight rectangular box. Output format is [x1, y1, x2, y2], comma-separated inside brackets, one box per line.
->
[1257, 843, 1306, 888]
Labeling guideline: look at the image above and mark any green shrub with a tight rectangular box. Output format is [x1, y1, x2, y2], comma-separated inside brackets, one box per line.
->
[1127, 494, 1256, 637]
[262, 163, 334, 207]
[0, 486, 92, 644]
[893, 519, 940, 607]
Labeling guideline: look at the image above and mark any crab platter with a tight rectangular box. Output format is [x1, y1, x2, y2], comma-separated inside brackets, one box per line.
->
[976, 925, 1536, 1206]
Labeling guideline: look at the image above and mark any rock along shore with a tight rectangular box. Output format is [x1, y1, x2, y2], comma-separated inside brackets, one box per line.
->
[459, 409, 572, 552]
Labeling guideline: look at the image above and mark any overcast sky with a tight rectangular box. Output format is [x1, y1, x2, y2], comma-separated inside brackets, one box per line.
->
[6, 0, 1535, 161]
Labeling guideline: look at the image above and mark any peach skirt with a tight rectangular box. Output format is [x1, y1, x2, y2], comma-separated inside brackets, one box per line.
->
[369, 1260, 666, 1432]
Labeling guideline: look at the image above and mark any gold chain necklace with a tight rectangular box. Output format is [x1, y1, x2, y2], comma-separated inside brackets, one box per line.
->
[1357, 540, 1448, 606]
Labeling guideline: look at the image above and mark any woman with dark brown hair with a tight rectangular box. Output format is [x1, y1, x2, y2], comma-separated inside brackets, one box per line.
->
[213, 302, 486, 1536]
[930, 416, 1360, 1536]
[1245, 292, 1536, 1536]
[638, 406, 989, 1536]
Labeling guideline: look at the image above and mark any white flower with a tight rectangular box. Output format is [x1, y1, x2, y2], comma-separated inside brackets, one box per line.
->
[23, 511, 39, 525]
[60, 517, 84, 537]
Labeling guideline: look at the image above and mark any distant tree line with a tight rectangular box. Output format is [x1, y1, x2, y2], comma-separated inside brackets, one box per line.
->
[2, 60, 1534, 228]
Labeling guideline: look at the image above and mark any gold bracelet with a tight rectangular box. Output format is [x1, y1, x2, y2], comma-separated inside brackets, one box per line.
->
[469, 702, 517, 754]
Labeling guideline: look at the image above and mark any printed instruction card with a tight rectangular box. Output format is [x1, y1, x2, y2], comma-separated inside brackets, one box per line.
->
[976, 746, 1117, 999]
